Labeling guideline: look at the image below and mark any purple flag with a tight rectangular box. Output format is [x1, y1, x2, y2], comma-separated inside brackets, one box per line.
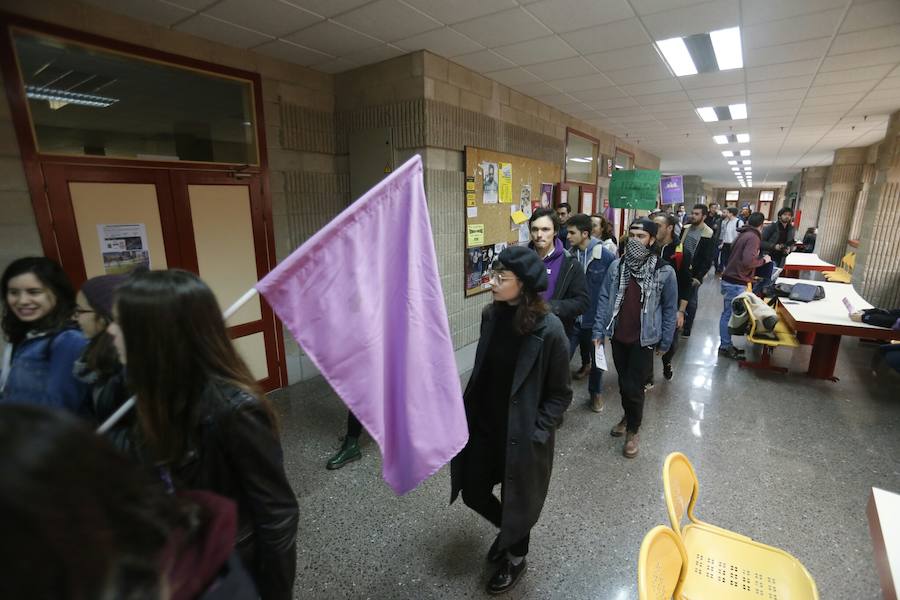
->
[256, 155, 468, 495]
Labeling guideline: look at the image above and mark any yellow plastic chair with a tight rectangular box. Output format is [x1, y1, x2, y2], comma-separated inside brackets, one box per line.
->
[638, 526, 686, 600]
[739, 297, 799, 374]
[662, 453, 820, 599]
[824, 252, 854, 283]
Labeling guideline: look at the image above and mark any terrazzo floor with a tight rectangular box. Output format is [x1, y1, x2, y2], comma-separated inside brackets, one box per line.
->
[270, 274, 900, 599]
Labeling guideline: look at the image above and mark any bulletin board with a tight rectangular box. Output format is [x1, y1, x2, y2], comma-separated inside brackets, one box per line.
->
[463, 146, 562, 297]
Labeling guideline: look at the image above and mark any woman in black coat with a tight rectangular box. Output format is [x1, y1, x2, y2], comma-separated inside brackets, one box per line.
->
[450, 245, 572, 595]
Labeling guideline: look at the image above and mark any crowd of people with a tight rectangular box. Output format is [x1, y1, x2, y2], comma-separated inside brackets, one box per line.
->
[0, 200, 889, 596]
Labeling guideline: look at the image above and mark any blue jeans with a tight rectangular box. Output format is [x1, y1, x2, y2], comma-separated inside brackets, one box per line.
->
[684, 284, 700, 332]
[719, 281, 746, 348]
[571, 327, 604, 395]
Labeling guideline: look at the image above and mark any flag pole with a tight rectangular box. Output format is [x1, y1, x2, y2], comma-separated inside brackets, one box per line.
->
[96, 285, 259, 434]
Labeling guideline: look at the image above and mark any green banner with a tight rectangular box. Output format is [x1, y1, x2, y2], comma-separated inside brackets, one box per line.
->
[609, 169, 661, 210]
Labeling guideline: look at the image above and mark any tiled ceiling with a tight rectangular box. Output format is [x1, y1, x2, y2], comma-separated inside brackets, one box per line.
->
[84, 0, 900, 186]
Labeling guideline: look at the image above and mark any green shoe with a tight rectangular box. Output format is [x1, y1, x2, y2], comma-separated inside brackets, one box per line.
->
[326, 437, 361, 470]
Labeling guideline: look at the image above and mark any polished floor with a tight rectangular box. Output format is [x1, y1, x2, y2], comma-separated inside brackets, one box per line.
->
[270, 275, 900, 599]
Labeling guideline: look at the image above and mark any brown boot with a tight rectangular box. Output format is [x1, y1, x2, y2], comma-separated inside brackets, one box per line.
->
[572, 364, 591, 380]
[590, 393, 604, 413]
[610, 416, 627, 437]
[623, 432, 639, 458]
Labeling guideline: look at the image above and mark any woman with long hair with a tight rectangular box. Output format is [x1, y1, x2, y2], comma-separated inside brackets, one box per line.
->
[0, 404, 257, 600]
[0, 256, 89, 413]
[107, 269, 299, 600]
[450, 246, 572, 595]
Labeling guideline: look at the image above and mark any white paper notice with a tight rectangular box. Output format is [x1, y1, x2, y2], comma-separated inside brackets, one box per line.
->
[581, 192, 593, 215]
[518, 223, 530, 243]
[467, 206, 478, 218]
[595, 342, 608, 371]
[97, 223, 151, 275]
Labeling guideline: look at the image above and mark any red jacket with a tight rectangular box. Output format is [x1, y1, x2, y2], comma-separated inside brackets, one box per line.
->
[722, 227, 766, 284]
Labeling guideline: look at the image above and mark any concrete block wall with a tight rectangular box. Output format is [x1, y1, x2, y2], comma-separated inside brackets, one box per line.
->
[796, 166, 830, 235]
[815, 146, 868, 265]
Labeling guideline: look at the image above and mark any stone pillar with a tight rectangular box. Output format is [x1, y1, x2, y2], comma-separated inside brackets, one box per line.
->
[796, 166, 829, 236]
[848, 162, 876, 241]
[816, 147, 868, 265]
[855, 109, 900, 307]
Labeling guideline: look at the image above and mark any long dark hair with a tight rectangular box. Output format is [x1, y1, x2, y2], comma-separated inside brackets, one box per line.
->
[115, 269, 276, 464]
[1, 257, 77, 344]
[512, 288, 550, 335]
[0, 404, 206, 600]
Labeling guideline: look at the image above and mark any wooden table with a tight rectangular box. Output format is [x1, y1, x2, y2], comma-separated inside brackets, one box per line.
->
[775, 278, 900, 381]
[868, 487, 900, 600]
[782, 253, 836, 278]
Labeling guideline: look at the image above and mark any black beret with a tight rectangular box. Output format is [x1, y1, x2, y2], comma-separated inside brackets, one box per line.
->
[629, 217, 658, 238]
[496, 245, 548, 292]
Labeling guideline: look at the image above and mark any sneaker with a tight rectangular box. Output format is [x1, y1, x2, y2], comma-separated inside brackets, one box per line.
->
[644, 381, 654, 391]
[663, 363, 674, 381]
[623, 432, 639, 458]
[681, 329, 691, 338]
[718, 346, 745, 360]
[326, 436, 361, 470]
[610, 417, 627, 437]
[590, 393, 604, 413]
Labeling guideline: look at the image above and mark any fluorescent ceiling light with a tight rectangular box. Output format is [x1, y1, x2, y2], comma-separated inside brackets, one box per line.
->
[740, 149, 751, 156]
[570, 158, 591, 163]
[25, 85, 118, 108]
[743, 160, 751, 165]
[710, 27, 743, 71]
[728, 160, 737, 165]
[728, 103, 747, 119]
[656, 37, 698, 76]
[714, 135, 729, 144]
[722, 151, 734, 157]
[736, 133, 750, 143]
[731, 167, 740, 171]
[697, 107, 718, 122]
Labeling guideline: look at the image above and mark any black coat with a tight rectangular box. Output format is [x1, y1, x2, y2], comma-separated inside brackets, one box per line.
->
[450, 308, 573, 551]
[548, 251, 590, 336]
[761, 221, 796, 255]
[680, 222, 716, 283]
[170, 381, 299, 600]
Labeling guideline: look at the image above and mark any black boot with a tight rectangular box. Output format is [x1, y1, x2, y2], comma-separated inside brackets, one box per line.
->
[487, 557, 527, 595]
[326, 436, 361, 470]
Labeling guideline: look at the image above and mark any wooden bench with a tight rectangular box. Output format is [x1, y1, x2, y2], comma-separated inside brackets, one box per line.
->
[739, 297, 800, 374]
[824, 252, 855, 283]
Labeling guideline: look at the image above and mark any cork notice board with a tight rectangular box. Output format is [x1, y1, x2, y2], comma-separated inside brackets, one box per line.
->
[464, 146, 562, 297]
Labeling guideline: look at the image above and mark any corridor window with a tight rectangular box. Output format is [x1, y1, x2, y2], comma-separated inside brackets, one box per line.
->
[725, 190, 739, 201]
[565, 129, 599, 184]
[12, 29, 258, 164]
[759, 190, 774, 201]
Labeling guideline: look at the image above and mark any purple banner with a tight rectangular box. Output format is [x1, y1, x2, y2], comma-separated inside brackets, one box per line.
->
[660, 175, 684, 205]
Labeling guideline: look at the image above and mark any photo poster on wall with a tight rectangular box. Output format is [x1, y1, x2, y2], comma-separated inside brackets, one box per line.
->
[482, 161, 498, 204]
[539, 183, 554, 211]
[464, 242, 509, 292]
[97, 223, 151, 275]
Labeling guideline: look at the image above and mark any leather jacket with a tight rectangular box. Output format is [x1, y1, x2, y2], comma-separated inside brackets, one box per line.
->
[169, 380, 299, 600]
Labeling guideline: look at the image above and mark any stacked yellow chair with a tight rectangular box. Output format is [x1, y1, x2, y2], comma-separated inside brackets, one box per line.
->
[824, 252, 855, 283]
[637, 452, 819, 599]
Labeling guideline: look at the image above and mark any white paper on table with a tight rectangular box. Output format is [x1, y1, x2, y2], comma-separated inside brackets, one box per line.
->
[594, 343, 608, 371]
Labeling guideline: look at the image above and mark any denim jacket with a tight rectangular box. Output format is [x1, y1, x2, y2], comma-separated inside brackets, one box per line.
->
[575, 240, 616, 331]
[0, 326, 90, 414]
[591, 258, 678, 352]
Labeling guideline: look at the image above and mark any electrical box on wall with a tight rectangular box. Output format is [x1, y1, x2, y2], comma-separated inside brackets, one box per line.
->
[349, 128, 394, 202]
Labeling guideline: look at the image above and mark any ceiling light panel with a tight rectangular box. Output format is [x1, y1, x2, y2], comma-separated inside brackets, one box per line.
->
[655, 37, 697, 77]
[722, 151, 734, 157]
[656, 27, 743, 78]
[740, 149, 751, 156]
[710, 27, 743, 71]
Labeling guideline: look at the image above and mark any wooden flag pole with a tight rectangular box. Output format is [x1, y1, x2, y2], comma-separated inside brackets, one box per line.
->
[96, 286, 260, 434]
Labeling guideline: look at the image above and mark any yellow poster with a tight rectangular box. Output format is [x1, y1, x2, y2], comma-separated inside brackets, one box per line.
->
[467, 224, 485, 246]
[499, 162, 512, 203]
[466, 181, 475, 191]
[511, 210, 528, 225]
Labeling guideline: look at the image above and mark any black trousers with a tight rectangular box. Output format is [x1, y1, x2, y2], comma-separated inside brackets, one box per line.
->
[611, 339, 653, 433]
[460, 433, 530, 556]
[647, 329, 679, 384]
[346, 411, 363, 438]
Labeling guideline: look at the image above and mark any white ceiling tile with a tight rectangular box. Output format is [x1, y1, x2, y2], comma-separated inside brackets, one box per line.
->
[747, 75, 814, 93]
[526, 56, 596, 80]
[560, 18, 649, 54]
[583, 44, 662, 71]
[821, 47, 900, 72]
[840, 0, 900, 34]
[620, 78, 683, 95]
[314, 57, 360, 73]
[254, 39, 331, 64]
[570, 87, 628, 103]
[873, 76, 900, 91]
[493, 35, 577, 64]
[802, 92, 866, 107]
[629, 0, 710, 16]
[831, 24, 900, 55]
[586, 96, 639, 110]
[524, 0, 635, 34]
[634, 91, 692, 106]
[175, 14, 274, 48]
[602, 62, 671, 85]
[550, 73, 616, 90]
[164, 0, 217, 10]
[402, 0, 517, 25]
[450, 49, 515, 72]
[485, 67, 540, 86]
[813, 64, 894, 87]
[744, 37, 831, 68]
[746, 59, 820, 82]
[807, 80, 881, 96]
[741, 0, 847, 26]
[343, 44, 405, 65]
[451, 8, 551, 47]
[538, 93, 581, 106]
[80, 0, 193, 27]
[743, 9, 843, 49]
[286, 21, 381, 56]
[333, 0, 441, 42]
[511, 81, 562, 97]
[678, 70, 744, 89]
[640, 0, 739, 40]
[686, 83, 745, 99]
[204, 0, 321, 37]
[393, 27, 484, 57]
[279, 0, 371, 18]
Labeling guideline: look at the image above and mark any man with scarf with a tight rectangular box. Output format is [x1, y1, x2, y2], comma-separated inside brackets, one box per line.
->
[592, 218, 678, 458]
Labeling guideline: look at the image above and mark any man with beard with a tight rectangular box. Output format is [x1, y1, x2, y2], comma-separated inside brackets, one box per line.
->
[678, 204, 716, 337]
[593, 218, 678, 458]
